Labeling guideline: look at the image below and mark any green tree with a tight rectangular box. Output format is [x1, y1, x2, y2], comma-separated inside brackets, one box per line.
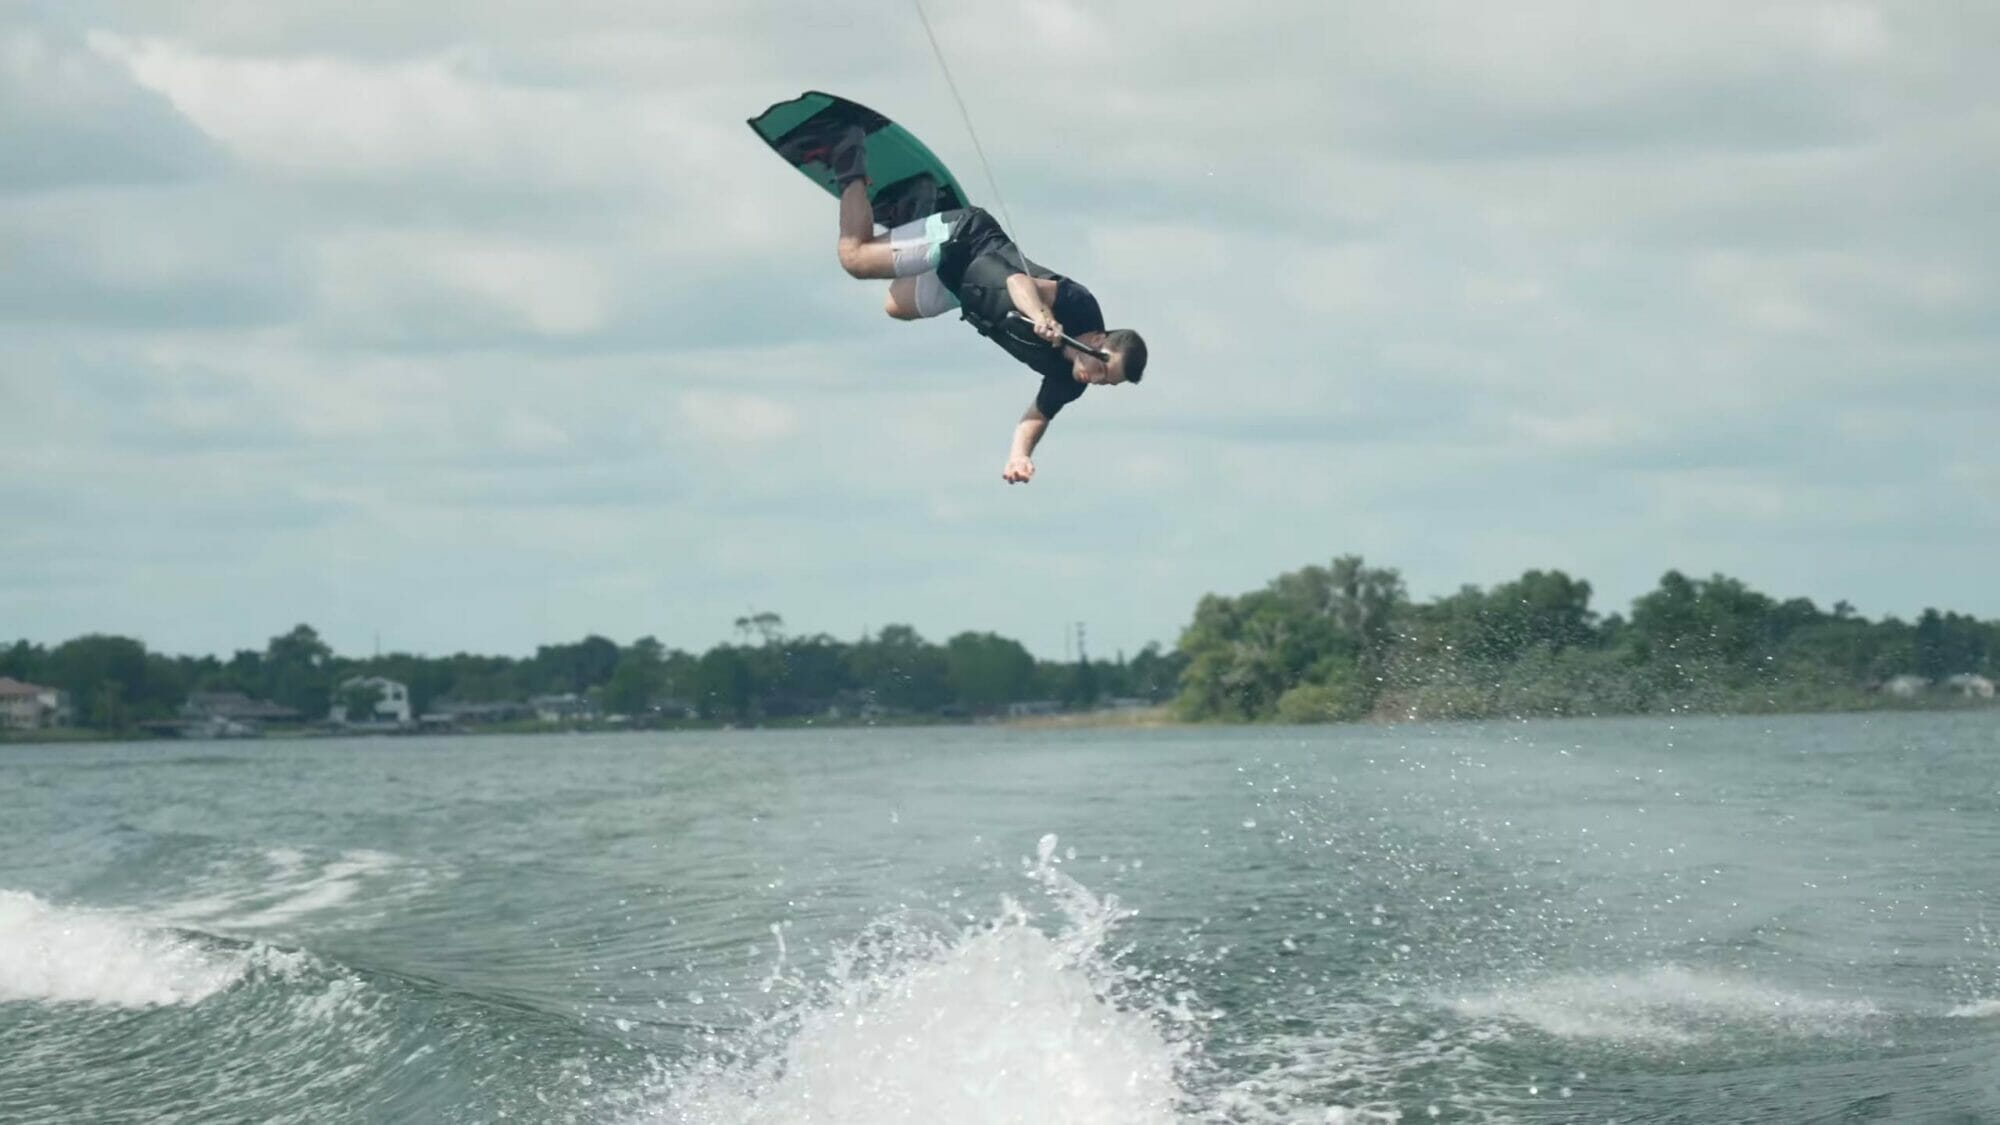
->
[1, 640, 44, 682]
[1275, 661, 1372, 723]
[220, 649, 264, 694]
[1066, 655, 1102, 709]
[1629, 570, 1702, 660]
[734, 611, 786, 645]
[849, 625, 950, 712]
[264, 624, 334, 717]
[531, 635, 621, 696]
[772, 634, 856, 706]
[44, 635, 155, 728]
[90, 678, 131, 732]
[660, 649, 700, 704]
[1175, 555, 1403, 721]
[603, 637, 667, 716]
[1125, 642, 1188, 702]
[944, 632, 1036, 711]
[696, 646, 756, 721]
[1915, 609, 1987, 680]
[1439, 569, 1598, 663]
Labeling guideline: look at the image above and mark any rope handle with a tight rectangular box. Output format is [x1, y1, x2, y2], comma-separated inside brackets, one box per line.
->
[1007, 311, 1111, 361]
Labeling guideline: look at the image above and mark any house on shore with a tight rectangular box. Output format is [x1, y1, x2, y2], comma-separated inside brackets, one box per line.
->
[1878, 673, 1997, 701]
[419, 700, 534, 729]
[1944, 673, 1997, 700]
[531, 693, 597, 723]
[330, 677, 414, 727]
[0, 677, 73, 729]
[180, 691, 303, 738]
[822, 692, 886, 722]
[1881, 674, 1928, 699]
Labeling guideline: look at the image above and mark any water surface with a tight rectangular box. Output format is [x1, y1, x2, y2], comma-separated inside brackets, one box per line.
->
[4, 711, 1998, 1122]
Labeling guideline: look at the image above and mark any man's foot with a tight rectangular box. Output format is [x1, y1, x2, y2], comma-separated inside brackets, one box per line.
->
[825, 124, 868, 189]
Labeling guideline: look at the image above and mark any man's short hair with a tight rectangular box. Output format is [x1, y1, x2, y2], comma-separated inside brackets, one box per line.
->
[1105, 328, 1148, 383]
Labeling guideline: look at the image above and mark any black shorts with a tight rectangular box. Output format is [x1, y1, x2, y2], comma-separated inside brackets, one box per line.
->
[934, 207, 1015, 293]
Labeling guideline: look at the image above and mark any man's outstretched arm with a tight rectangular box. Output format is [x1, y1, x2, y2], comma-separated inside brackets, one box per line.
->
[1003, 402, 1051, 484]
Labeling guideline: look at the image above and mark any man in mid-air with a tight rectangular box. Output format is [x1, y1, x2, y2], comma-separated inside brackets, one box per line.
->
[818, 127, 1148, 485]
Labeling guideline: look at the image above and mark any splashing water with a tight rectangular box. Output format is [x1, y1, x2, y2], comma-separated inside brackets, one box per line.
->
[151, 847, 437, 933]
[0, 890, 251, 1008]
[649, 834, 1203, 1125]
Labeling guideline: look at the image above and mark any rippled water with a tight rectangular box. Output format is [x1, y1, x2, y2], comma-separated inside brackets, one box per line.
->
[4, 711, 1999, 1123]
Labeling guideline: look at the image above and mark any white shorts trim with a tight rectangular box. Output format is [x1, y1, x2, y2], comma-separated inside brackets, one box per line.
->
[888, 212, 954, 278]
[910, 272, 960, 318]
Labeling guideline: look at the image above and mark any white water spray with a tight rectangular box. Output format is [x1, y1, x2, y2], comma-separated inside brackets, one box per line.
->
[649, 834, 1198, 1125]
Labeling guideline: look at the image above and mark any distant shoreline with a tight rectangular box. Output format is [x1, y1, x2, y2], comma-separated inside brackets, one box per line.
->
[8, 697, 1994, 747]
[0, 708, 1174, 745]
[998, 706, 1178, 729]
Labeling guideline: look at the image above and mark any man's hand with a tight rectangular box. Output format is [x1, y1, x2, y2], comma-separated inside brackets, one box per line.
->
[1032, 317, 1064, 345]
[1006, 403, 1049, 485]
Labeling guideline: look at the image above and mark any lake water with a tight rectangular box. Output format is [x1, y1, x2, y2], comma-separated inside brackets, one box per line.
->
[4, 711, 1999, 1123]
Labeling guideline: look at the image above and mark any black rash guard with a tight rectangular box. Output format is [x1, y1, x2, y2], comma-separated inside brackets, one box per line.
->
[936, 208, 1106, 420]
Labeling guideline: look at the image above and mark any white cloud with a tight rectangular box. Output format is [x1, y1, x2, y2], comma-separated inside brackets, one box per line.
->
[496, 409, 571, 455]
[677, 391, 801, 446]
[0, 28, 221, 192]
[312, 229, 611, 338]
[88, 32, 723, 198]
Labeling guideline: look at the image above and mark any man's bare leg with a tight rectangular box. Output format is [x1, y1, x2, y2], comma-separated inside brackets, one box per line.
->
[884, 276, 926, 320]
[836, 178, 896, 279]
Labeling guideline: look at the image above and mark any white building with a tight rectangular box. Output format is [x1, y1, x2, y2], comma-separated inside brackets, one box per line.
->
[330, 676, 413, 725]
[530, 692, 595, 723]
[1944, 673, 1997, 699]
[0, 677, 71, 729]
[1882, 674, 1928, 699]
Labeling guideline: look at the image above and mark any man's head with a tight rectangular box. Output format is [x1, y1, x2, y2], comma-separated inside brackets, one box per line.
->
[1105, 328, 1147, 384]
[1073, 328, 1149, 385]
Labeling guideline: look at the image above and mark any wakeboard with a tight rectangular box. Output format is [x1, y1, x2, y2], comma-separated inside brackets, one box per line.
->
[748, 91, 970, 229]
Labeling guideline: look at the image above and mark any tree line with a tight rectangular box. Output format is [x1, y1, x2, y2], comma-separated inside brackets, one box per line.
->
[1174, 556, 1997, 721]
[0, 617, 1186, 734]
[5, 557, 1993, 735]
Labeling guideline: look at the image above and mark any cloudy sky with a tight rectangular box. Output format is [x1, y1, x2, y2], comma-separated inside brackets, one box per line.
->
[3, 0, 1994, 662]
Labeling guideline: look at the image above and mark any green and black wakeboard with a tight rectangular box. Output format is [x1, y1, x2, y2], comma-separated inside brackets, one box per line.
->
[748, 91, 970, 228]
